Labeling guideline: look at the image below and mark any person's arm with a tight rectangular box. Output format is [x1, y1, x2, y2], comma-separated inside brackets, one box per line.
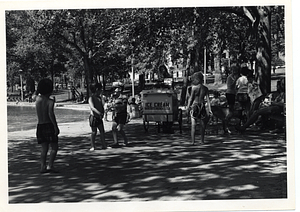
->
[88, 96, 103, 118]
[236, 78, 240, 90]
[48, 99, 60, 136]
[227, 75, 236, 88]
[205, 88, 213, 116]
[31, 90, 38, 101]
[186, 86, 195, 109]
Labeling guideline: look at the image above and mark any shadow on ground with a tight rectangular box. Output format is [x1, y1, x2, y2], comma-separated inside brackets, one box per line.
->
[8, 120, 287, 203]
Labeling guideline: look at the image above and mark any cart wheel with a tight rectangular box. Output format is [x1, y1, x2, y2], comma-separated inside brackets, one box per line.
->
[178, 109, 183, 134]
[143, 120, 149, 132]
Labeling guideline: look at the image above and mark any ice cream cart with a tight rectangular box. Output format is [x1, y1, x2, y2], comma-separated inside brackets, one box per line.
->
[141, 89, 182, 133]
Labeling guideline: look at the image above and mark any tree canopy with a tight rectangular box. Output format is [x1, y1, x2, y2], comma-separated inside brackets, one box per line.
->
[6, 6, 285, 95]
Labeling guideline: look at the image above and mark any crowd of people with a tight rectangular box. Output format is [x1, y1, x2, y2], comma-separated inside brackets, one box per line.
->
[185, 64, 285, 145]
[211, 64, 285, 134]
[33, 65, 285, 173]
[34, 78, 143, 173]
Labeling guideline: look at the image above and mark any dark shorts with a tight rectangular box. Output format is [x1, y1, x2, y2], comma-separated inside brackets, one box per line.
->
[226, 93, 236, 106]
[113, 112, 127, 125]
[236, 93, 250, 103]
[190, 103, 207, 120]
[89, 115, 104, 128]
[36, 123, 58, 144]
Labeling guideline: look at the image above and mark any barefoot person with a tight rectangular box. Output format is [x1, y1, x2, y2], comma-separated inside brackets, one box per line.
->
[35, 78, 60, 173]
[88, 82, 107, 151]
[186, 72, 212, 145]
[111, 82, 129, 147]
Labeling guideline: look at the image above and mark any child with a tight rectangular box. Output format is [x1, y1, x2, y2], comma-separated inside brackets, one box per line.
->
[186, 72, 212, 145]
[88, 82, 107, 151]
[111, 83, 129, 147]
[35, 78, 60, 173]
[128, 97, 140, 120]
[210, 90, 221, 107]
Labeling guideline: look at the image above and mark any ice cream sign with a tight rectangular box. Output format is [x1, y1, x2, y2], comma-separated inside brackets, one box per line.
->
[141, 90, 176, 114]
[144, 102, 171, 110]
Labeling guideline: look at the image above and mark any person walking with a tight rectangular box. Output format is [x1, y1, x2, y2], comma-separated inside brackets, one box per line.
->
[186, 72, 212, 145]
[35, 78, 60, 173]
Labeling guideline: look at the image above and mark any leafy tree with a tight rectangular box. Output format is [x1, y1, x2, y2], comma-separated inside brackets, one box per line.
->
[271, 6, 285, 68]
[219, 6, 280, 94]
[6, 10, 68, 92]
[6, 6, 284, 99]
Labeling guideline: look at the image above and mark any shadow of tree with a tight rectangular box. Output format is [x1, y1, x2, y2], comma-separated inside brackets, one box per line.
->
[8, 121, 287, 203]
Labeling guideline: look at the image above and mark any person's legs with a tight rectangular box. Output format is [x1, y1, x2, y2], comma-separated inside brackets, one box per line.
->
[200, 116, 210, 143]
[90, 127, 97, 150]
[117, 123, 128, 145]
[224, 104, 234, 133]
[112, 121, 119, 145]
[104, 110, 108, 121]
[191, 117, 197, 145]
[97, 123, 106, 149]
[48, 142, 58, 170]
[225, 93, 236, 134]
[40, 142, 49, 172]
[245, 101, 251, 118]
[237, 107, 273, 131]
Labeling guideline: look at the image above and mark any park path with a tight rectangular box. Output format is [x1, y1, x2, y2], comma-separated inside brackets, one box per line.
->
[7, 116, 287, 205]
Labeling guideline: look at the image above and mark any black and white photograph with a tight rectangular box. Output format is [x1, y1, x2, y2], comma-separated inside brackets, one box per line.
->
[1, 0, 296, 211]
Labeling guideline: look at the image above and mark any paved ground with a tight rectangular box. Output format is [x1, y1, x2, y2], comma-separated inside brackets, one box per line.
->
[7, 112, 287, 205]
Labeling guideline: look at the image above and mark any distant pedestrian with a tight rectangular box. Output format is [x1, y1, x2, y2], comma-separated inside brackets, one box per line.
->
[186, 72, 212, 145]
[88, 82, 107, 151]
[224, 65, 240, 134]
[104, 95, 114, 121]
[128, 97, 140, 119]
[111, 83, 129, 147]
[236, 67, 251, 118]
[35, 78, 60, 173]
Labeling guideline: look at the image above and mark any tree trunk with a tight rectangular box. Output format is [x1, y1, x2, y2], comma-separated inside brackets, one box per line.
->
[212, 38, 222, 85]
[50, 63, 54, 89]
[83, 55, 91, 101]
[222, 6, 272, 94]
[255, 6, 271, 94]
[180, 51, 191, 106]
[81, 74, 85, 90]
[102, 72, 106, 91]
[194, 46, 200, 73]
[213, 53, 222, 85]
